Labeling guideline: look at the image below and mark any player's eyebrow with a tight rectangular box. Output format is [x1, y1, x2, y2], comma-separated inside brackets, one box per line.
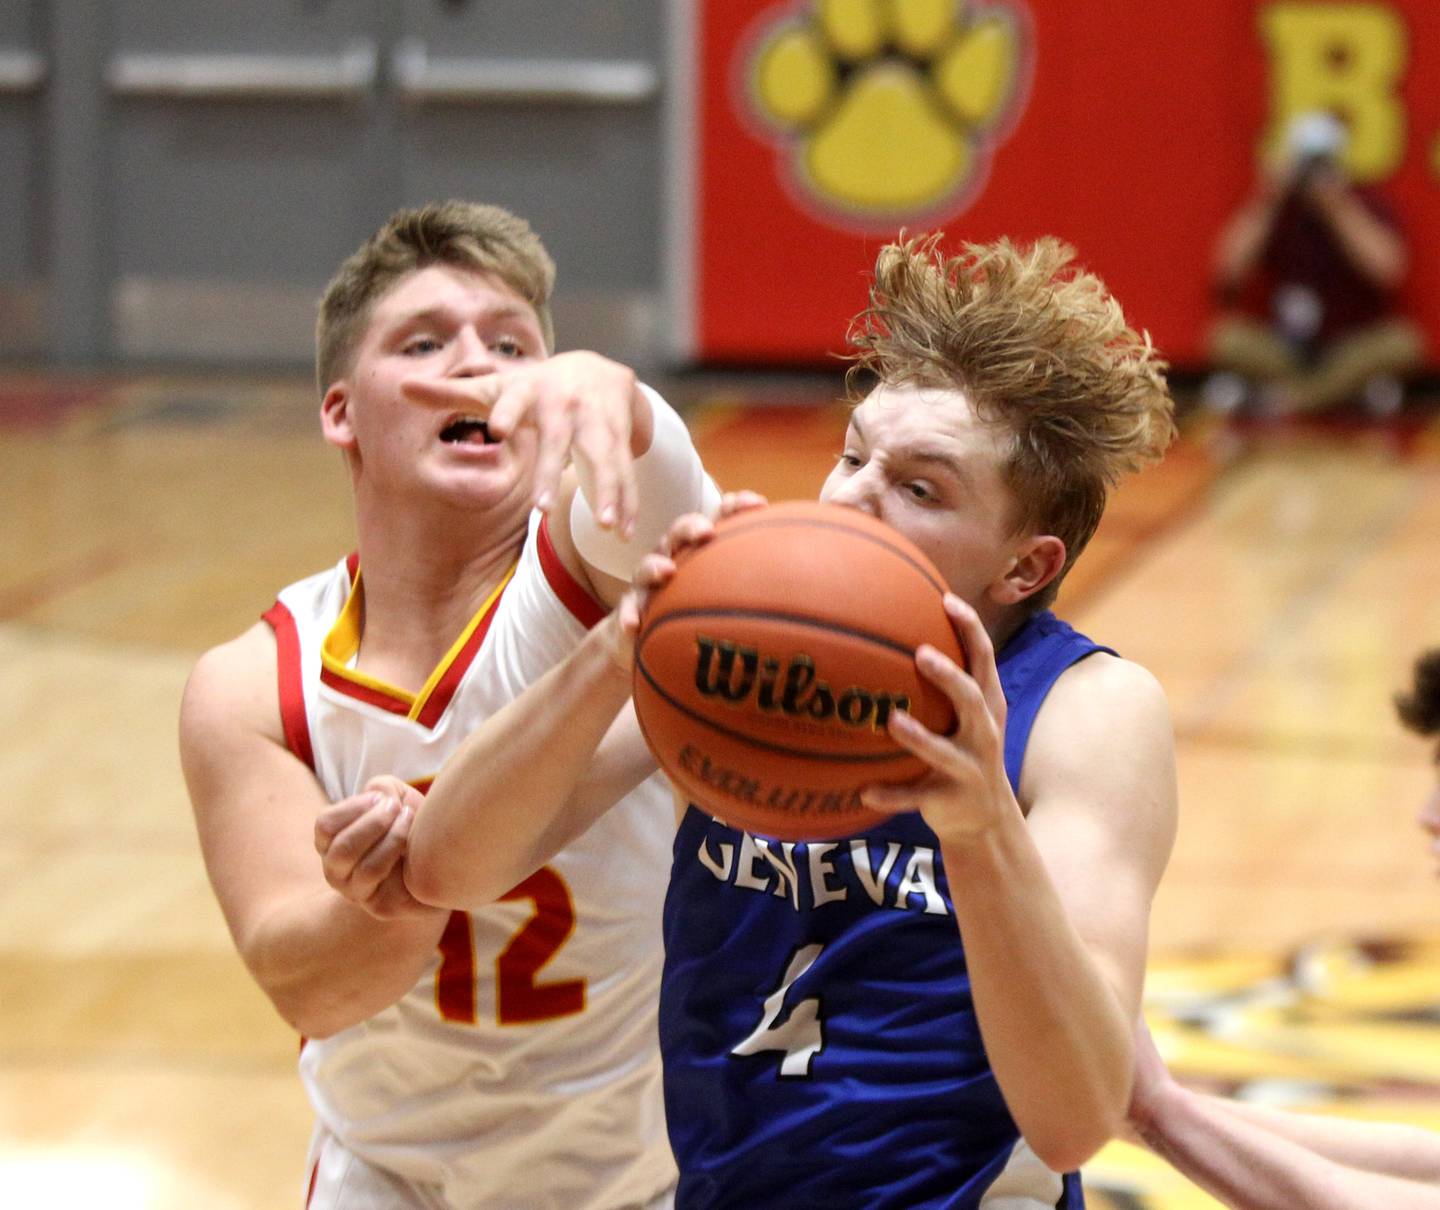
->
[481, 303, 537, 326]
[386, 306, 445, 330]
[903, 448, 977, 495]
[849, 416, 974, 486]
[390, 303, 535, 330]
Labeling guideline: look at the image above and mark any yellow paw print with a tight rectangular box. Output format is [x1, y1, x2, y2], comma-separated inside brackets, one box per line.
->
[748, 0, 1026, 222]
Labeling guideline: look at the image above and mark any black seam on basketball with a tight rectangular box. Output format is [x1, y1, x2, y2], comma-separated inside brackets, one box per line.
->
[696, 515, 948, 595]
[634, 655, 912, 764]
[644, 608, 919, 660]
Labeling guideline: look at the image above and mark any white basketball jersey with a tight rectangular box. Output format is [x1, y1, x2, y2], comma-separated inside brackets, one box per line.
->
[264, 512, 675, 1208]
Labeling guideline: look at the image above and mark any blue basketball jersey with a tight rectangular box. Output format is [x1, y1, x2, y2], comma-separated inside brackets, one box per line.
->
[659, 610, 1113, 1209]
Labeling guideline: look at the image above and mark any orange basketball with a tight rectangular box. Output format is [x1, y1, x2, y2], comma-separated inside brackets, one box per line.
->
[633, 500, 964, 841]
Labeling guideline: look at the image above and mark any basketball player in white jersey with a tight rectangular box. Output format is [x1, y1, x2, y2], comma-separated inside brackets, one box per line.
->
[181, 201, 716, 1208]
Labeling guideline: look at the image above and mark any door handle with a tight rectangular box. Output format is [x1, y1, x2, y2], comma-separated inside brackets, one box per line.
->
[391, 37, 657, 105]
[106, 38, 378, 101]
[0, 48, 45, 94]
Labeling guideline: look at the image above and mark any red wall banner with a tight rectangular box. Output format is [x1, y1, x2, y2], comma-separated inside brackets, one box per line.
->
[675, 0, 1440, 367]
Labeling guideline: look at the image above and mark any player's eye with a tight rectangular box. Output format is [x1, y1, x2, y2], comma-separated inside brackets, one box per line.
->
[402, 335, 441, 356]
[494, 335, 527, 359]
[837, 452, 863, 469]
[906, 481, 934, 502]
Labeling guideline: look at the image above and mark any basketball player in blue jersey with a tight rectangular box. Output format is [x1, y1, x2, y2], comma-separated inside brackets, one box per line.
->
[1123, 647, 1440, 1210]
[321, 234, 1181, 1207]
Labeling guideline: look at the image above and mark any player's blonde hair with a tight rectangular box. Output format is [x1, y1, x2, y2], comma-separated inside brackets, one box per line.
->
[316, 200, 556, 392]
[847, 233, 1176, 609]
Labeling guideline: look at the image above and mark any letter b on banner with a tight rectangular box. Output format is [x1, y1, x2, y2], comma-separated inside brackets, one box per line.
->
[1262, 2, 1407, 181]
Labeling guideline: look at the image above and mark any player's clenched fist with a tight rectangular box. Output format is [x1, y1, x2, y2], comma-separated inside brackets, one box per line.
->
[315, 776, 441, 920]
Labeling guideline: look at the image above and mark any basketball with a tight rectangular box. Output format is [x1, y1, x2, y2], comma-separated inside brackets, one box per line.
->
[632, 500, 965, 841]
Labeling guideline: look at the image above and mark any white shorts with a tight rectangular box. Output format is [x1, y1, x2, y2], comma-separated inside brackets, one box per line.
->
[303, 1123, 676, 1210]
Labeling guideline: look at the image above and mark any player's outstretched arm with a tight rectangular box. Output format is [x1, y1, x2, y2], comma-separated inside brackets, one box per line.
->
[1129, 1021, 1440, 1207]
[181, 624, 448, 1038]
[1202, 1097, 1440, 1188]
[403, 610, 650, 910]
[864, 600, 1177, 1171]
[1139, 1101, 1440, 1210]
[403, 500, 763, 911]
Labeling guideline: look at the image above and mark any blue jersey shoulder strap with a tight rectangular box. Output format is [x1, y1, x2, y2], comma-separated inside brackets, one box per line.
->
[997, 610, 1115, 791]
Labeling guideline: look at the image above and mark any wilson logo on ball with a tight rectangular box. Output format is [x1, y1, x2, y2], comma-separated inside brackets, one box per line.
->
[694, 636, 909, 732]
[632, 500, 964, 842]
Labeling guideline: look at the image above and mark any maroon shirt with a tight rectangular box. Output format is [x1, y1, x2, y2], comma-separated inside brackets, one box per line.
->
[1238, 184, 1400, 344]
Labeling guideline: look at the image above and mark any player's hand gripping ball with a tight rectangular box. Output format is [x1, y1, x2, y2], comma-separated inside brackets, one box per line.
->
[633, 500, 965, 840]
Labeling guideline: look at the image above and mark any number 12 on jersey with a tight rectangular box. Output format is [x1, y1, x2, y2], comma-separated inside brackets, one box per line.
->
[435, 866, 586, 1026]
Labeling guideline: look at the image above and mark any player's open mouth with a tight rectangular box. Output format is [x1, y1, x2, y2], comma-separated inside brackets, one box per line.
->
[439, 415, 497, 446]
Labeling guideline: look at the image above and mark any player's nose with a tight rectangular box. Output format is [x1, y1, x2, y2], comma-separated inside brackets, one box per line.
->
[450, 328, 498, 378]
[822, 468, 881, 516]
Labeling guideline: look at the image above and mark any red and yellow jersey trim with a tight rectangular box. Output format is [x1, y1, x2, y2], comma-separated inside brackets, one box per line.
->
[536, 514, 606, 630]
[261, 598, 316, 773]
[318, 558, 518, 730]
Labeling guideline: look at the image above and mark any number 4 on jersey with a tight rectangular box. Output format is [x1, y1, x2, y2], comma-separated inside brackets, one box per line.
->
[731, 943, 825, 1077]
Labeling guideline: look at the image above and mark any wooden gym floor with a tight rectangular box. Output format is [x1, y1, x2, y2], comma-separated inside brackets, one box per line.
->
[0, 371, 1437, 1208]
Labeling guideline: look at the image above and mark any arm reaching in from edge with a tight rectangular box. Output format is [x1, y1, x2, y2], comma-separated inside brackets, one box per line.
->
[1128, 1020, 1440, 1210]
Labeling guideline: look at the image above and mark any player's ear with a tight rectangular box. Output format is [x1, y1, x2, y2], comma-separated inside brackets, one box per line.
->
[993, 534, 1066, 606]
[320, 382, 357, 451]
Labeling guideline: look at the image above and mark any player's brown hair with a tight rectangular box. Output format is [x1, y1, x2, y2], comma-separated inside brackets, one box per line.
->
[316, 200, 556, 392]
[1396, 648, 1440, 743]
[847, 233, 1176, 610]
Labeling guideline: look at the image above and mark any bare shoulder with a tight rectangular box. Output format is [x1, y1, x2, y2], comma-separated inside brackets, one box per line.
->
[1035, 651, 1172, 749]
[1020, 651, 1177, 831]
[180, 622, 283, 757]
